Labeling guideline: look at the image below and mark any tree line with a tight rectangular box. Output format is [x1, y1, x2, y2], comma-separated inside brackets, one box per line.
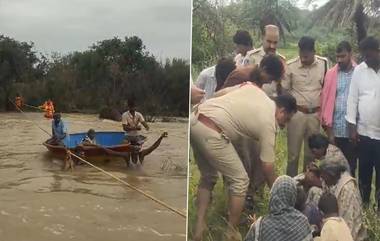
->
[0, 35, 190, 118]
[192, 0, 380, 72]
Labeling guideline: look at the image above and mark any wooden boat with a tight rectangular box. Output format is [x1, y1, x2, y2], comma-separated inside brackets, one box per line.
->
[43, 131, 135, 157]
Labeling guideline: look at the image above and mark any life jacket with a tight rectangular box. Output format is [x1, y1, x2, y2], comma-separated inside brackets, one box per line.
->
[15, 97, 23, 108]
[44, 101, 55, 119]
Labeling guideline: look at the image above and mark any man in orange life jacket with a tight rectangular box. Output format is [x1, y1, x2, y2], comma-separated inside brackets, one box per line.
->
[40, 99, 55, 119]
[15, 93, 23, 109]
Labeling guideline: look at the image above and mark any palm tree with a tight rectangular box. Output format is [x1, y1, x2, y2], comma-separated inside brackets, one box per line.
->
[239, 0, 299, 41]
[305, 0, 379, 44]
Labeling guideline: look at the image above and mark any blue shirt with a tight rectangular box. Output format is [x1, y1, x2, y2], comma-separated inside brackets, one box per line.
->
[52, 120, 69, 145]
[333, 69, 353, 138]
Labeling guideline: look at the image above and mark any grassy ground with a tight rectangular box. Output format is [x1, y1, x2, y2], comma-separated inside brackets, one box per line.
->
[188, 131, 380, 241]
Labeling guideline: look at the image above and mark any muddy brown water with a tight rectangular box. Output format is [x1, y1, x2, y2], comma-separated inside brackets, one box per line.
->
[0, 112, 188, 241]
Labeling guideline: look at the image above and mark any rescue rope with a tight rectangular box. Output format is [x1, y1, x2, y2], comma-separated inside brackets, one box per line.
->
[23, 103, 42, 110]
[107, 121, 185, 139]
[9, 98, 187, 219]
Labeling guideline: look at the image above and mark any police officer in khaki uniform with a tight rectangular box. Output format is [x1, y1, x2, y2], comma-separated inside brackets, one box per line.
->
[243, 24, 286, 97]
[282, 36, 329, 177]
[239, 25, 286, 198]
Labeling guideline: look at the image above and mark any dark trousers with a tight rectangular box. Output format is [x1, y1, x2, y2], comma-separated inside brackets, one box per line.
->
[357, 135, 380, 207]
[335, 137, 358, 176]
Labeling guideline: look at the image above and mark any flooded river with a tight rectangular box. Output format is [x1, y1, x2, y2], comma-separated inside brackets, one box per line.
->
[0, 112, 188, 241]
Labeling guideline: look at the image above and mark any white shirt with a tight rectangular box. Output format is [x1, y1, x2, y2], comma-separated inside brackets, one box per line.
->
[346, 62, 380, 140]
[195, 66, 216, 100]
[121, 111, 145, 136]
[234, 53, 245, 67]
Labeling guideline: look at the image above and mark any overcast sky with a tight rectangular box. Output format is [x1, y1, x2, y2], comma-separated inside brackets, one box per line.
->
[0, 0, 191, 60]
[296, 0, 329, 10]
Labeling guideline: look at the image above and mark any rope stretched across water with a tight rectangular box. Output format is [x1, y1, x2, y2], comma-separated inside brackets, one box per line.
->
[8, 98, 186, 219]
[23, 103, 42, 110]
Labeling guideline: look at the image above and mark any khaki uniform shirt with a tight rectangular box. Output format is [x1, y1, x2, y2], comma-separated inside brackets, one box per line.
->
[242, 46, 286, 97]
[283, 56, 328, 107]
[197, 84, 276, 163]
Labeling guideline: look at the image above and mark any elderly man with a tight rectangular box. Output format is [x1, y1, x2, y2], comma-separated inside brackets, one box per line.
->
[283, 36, 328, 177]
[190, 55, 297, 241]
[243, 24, 286, 97]
[346, 36, 380, 209]
[308, 134, 367, 241]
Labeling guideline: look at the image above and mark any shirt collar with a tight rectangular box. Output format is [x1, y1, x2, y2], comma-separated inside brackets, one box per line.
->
[338, 65, 354, 74]
[259, 46, 278, 57]
[259, 46, 266, 56]
[298, 56, 317, 69]
[362, 61, 380, 73]
[53, 120, 63, 126]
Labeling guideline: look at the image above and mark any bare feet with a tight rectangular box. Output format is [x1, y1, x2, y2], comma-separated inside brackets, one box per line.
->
[63, 151, 74, 171]
[138, 152, 145, 164]
[193, 221, 207, 241]
[138, 132, 168, 164]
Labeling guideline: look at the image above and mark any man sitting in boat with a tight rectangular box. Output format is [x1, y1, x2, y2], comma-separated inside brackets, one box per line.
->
[47, 113, 68, 146]
[81, 129, 97, 145]
[122, 99, 149, 145]
[73, 129, 97, 165]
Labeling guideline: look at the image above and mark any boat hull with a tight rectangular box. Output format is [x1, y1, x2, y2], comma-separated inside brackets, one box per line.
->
[43, 131, 134, 158]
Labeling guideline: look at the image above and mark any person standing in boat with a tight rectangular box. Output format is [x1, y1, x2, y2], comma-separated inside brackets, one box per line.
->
[121, 99, 149, 164]
[122, 99, 149, 145]
[47, 113, 68, 146]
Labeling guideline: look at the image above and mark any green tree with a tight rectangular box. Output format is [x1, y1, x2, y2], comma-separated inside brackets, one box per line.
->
[306, 0, 380, 45]
[0, 35, 40, 110]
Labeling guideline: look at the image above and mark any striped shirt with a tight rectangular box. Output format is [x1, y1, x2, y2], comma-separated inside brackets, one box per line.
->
[333, 69, 353, 138]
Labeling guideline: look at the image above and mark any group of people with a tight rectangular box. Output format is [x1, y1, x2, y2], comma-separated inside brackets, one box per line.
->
[46, 99, 168, 168]
[14, 94, 55, 119]
[190, 24, 380, 241]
